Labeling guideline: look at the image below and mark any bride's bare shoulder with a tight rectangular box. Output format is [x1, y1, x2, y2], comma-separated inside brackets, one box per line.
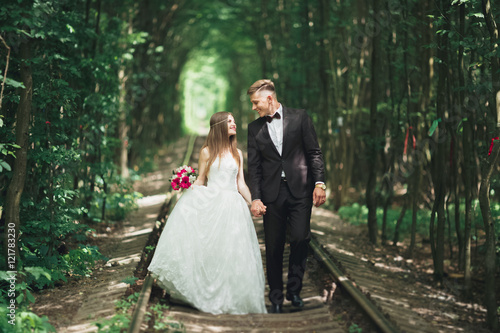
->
[199, 147, 210, 160]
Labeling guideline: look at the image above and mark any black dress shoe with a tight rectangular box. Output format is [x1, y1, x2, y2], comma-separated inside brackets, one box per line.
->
[286, 294, 304, 308]
[269, 303, 283, 313]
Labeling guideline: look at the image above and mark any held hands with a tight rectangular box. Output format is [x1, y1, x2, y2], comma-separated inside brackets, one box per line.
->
[251, 200, 267, 217]
[313, 187, 326, 207]
[251, 187, 325, 215]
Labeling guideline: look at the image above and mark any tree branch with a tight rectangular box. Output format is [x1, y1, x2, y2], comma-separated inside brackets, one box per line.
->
[0, 35, 11, 110]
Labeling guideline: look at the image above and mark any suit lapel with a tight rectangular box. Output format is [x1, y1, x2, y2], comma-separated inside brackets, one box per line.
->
[282, 105, 289, 155]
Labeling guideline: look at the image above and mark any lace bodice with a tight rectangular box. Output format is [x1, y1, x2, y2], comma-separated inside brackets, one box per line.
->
[207, 154, 238, 192]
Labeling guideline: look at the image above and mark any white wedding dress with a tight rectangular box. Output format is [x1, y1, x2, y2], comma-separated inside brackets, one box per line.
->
[148, 154, 267, 314]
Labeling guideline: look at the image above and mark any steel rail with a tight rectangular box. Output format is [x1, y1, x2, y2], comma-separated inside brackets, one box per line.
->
[309, 237, 400, 333]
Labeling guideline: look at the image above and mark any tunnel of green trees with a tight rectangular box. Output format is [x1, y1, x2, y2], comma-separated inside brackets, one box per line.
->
[1, 0, 499, 330]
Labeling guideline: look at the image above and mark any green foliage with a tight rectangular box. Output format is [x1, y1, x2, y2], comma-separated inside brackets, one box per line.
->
[94, 292, 139, 332]
[0, 271, 56, 333]
[94, 313, 131, 333]
[339, 200, 500, 247]
[94, 293, 185, 332]
[338, 203, 431, 239]
[0, 308, 56, 333]
[62, 245, 106, 277]
[121, 276, 138, 286]
[181, 49, 230, 134]
[348, 323, 362, 333]
[338, 203, 369, 226]
[0, 0, 143, 301]
[115, 292, 140, 313]
[0, 115, 20, 173]
[145, 245, 156, 254]
[0, 143, 19, 173]
[88, 183, 142, 222]
[145, 303, 185, 332]
[19, 245, 106, 289]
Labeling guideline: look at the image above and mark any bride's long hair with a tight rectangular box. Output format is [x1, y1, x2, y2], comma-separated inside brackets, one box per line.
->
[202, 112, 240, 174]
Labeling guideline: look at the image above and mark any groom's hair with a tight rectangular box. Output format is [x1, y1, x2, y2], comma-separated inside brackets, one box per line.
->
[247, 79, 276, 97]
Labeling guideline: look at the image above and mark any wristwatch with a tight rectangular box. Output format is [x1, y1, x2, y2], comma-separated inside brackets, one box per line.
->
[315, 183, 326, 190]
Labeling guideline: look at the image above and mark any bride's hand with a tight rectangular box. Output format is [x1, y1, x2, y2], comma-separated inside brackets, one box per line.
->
[251, 200, 266, 217]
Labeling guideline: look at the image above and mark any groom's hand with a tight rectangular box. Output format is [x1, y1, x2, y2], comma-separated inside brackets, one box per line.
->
[313, 187, 326, 207]
[251, 200, 267, 217]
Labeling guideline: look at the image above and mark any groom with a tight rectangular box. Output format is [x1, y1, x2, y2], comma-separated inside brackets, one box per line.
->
[247, 79, 326, 313]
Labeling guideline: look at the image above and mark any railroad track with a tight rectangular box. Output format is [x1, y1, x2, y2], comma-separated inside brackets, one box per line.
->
[125, 135, 401, 333]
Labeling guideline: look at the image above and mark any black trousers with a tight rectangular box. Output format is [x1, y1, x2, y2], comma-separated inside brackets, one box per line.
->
[263, 178, 312, 305]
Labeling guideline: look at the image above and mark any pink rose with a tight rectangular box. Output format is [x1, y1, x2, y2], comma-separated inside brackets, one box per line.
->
[180, 176, 191, 189]
[171, 177, 181, 190]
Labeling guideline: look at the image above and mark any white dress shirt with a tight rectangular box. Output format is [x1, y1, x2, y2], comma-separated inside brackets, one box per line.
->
[267, 104, 283, 155]
[267, 105, 286, 178]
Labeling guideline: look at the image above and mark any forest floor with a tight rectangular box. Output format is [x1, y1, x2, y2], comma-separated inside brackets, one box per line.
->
[310, 207, 495, 333]
[30, 137, 497, 332]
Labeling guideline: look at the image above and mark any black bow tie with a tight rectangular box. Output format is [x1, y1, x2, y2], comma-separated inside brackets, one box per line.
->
[266, 112, 281, 123]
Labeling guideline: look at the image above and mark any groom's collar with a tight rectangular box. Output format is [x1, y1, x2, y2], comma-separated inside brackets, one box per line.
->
[274, 104, 283, 117]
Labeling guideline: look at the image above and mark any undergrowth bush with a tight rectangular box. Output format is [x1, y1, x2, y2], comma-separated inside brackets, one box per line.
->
[0, 270, 56, 332]
[18, 245, 107, 290]
[337, 200, 500, 243]
[87, 176, 142, 222]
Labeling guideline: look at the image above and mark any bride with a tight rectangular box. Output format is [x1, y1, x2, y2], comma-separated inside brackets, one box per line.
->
[148, 112, 267, 315]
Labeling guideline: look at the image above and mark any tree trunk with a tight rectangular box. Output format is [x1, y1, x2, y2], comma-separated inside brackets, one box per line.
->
[408, 0, 432, 259]
[4, 40, 32, 268]
[479, 0, 500, 329]
[366, 0, 381, 244]
[429, 202, 437, 265]
[318, 0, 339, 207]
[0, 35, 11, 110]
[393, 198, 408, 246]
[402, 0, 420, 259]
[118, 10, 133, 179]
[462, 121, 473, 298]
[92, 0, 102, 56]
[381, 191, 390, 244]
[458, 2, 474, 298]
[478, 147, 500, 331]
[382, 27, 396, 245]
[408, 159, 421, 257]
[118, 66, 129, 179]
[432, 0, 450, 284]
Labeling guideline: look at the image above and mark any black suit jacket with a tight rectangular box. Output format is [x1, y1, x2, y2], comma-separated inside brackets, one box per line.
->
[247, 106, 325, 203]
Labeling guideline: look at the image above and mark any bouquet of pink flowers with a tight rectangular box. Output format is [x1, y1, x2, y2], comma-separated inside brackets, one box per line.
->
[170, 165, 197, 190]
